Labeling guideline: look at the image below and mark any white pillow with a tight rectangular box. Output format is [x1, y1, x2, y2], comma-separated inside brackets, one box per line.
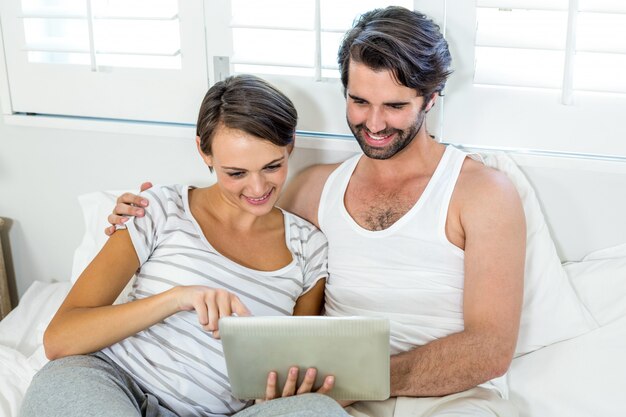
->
[508, 313, 626, 417]
[509, 243, 626, 416]
[476, 152, 598, 356]
[564, 243, 626, 326]
[71, 190, 135, 304]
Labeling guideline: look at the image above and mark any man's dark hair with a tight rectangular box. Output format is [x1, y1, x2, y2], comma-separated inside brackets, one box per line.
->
[338, 6, 452, 98]
[196, 74, 297, 155]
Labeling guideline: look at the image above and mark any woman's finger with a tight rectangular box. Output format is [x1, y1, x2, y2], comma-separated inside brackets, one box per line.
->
[315, 375, 335, 395]
[281, 367, 299, 397]
[231, 295, 252, 317]
[192, 295, 209, 328]
[296, 368, 317, 394]
[264, 371, 278, 401]
[205, 291, 219, 332]
[216, 291, 232, 320]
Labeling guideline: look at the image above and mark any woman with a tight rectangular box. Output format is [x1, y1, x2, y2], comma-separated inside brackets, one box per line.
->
[21, 75, 346, 417]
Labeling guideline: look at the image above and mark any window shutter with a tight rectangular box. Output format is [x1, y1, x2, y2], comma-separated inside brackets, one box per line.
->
[474, 0, 626, 96]
[575, 0, 626, 94]
[226, 0, 414, 135]
[229, 0, 413, 79]
[440, 0, 626, 156]
[1, 0, 208, 124]
[474, 3, 568, 90]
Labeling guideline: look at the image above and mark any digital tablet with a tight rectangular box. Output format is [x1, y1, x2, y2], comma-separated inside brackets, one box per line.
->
[219, 316, 390, 401]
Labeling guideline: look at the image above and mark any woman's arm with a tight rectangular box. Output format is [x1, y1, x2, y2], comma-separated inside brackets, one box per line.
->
[44, 229, 250, 359]
[44, 229, 169, 358]
[292, 278, 326, 316]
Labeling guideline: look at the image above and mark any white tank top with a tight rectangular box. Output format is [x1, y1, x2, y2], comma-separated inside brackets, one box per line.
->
[319, 145, 507, 396]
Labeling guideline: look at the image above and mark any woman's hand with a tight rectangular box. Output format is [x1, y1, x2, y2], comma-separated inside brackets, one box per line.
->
[259, 367, 335, 403]
[173, 286, 252, 338]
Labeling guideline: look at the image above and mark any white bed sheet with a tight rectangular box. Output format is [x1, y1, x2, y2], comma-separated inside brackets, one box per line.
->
[0, 281, 70, 417]
[509, 315, 626, 417]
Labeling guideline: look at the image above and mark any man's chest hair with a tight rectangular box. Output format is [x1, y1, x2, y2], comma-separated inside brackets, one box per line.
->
[345, 184, 424, 231]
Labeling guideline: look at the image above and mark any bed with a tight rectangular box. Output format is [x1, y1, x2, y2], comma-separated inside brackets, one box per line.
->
[1, 146, 625, 417]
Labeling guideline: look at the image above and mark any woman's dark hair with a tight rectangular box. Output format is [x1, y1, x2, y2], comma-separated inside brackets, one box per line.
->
[337, 6, 452, 98]
[196, 74, 297, 155]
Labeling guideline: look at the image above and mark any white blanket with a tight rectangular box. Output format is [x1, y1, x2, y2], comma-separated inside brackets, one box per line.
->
[0, 281, 70, 417]
[1, 256, 626, 417]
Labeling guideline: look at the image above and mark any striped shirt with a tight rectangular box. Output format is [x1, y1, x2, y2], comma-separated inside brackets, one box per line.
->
[102, 184, 328, 416]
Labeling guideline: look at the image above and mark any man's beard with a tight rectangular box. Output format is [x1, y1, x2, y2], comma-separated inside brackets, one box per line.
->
[348, 110, 426, 160]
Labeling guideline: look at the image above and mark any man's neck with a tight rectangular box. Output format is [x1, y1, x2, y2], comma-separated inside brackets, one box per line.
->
[357, 134, 446, 182]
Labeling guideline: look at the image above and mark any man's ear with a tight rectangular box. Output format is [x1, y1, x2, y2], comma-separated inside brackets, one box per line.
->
[424, 94, 437, 113]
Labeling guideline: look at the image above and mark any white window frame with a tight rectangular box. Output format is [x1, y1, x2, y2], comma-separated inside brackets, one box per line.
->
[227, 0, 420, 137]
[442, 1, 626, 156]
[0, 0, 209, 125]
[1, 0, 624, 156]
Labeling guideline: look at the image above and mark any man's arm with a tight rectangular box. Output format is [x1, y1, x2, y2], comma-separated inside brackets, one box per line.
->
[277, 163, 340, 227]
[105, 182, 153, 235]
[390, 165, 526, 397]
[106, 161, 340, 235]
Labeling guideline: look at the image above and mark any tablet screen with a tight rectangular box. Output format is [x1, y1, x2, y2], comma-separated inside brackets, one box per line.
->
[219, 316, 390, 401]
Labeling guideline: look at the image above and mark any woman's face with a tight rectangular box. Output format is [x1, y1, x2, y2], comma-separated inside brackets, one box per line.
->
[200, 124, 290, 217]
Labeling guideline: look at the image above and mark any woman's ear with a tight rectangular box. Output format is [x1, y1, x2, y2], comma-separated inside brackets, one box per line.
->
[196, 136, 213, 168]
[287, 137, 295, 156]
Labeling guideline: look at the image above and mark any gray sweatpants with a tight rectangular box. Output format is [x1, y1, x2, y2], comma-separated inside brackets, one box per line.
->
[232, 394, 351, 417]
[21, 353, 178, 417]
[21, 353, 350, 417]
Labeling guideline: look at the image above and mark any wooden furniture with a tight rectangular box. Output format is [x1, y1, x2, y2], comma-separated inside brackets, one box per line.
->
[0, 218, 12, 319]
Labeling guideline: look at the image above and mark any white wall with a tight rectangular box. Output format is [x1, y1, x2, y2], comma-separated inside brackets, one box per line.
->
[3, 94, 624, 306]
[0, 99, 360, 303]
[0, 102, 206, 300]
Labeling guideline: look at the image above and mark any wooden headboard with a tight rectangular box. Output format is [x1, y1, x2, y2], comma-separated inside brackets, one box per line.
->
[0, 218, 12, 319]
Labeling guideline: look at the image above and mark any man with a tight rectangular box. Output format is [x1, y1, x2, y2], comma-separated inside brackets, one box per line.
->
[108, 6, 526, 416]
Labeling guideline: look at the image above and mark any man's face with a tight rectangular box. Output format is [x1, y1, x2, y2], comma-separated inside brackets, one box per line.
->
[345, 61, 430, 160]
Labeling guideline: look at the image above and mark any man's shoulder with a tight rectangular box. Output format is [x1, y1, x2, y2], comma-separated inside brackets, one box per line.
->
[298, 162, 343, 184]
[279, 162, 344, 226]
[448, 155, 525, 250]
[459, 157, 517, 196]
[455, 156, 523, 220]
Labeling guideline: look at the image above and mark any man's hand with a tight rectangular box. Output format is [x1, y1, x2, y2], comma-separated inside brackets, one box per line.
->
[104, 182, 153, 236]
